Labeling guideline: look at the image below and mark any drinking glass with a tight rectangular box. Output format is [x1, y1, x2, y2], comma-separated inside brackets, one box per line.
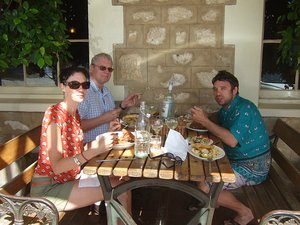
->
[165, 117, 178, 130]
[149, 135, 162, 156]
[151, 118, 163, 135]
[148, 105, 158, 117]
[134, 130, 150, 158]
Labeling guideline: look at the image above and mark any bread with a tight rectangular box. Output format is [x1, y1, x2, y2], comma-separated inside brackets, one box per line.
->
[121, 129, 135, 142]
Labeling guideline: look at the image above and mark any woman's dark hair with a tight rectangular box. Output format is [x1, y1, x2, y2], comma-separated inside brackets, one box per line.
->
[212, 70, 239, 94]
[60, 66, 89, 84]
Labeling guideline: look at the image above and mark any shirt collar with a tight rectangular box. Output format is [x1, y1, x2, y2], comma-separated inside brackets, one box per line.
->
[90, 80, 110, 96]
[221, 95, 240, 113]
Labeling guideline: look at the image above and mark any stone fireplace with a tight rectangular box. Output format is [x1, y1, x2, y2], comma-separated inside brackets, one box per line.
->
[116, 0, 235, 115]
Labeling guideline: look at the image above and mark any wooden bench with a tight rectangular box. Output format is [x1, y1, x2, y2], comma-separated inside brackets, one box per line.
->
[233, 118, 300, 222]
[0, 125, 60, 225]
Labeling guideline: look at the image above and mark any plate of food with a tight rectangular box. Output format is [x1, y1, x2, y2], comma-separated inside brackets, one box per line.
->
[122, 114, 139, 128]
[188, 144, 225, 161]
[97, 129, 135, 150]
[186, 122, 208, 132]
[189, 135, 213, 145]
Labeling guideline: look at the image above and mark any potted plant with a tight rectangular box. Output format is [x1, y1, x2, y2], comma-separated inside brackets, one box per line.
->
[277, 0, 300, 89]
[0, 0, 70, 83]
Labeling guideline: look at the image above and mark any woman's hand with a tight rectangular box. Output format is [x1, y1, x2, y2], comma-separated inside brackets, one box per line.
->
[89, 132, 114, 154]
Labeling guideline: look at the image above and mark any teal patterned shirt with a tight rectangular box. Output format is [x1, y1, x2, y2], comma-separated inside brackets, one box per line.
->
[218, 95, 270, 160]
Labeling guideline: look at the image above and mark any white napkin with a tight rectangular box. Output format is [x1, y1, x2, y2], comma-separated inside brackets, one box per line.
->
[164, 129, 189, 161]
[78, 170, 100, 188]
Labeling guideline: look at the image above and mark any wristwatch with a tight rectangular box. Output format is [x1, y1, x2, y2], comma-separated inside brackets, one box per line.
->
[119, 102, 126, 110]
[73, 155, 81, 166]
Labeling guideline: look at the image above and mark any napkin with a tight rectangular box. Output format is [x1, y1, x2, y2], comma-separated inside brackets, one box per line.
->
[78, 170, 100, 188]
[164, 129, 189, 161]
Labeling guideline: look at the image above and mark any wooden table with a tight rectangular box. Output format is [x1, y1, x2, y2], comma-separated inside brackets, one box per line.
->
[83, 130, 236, 225]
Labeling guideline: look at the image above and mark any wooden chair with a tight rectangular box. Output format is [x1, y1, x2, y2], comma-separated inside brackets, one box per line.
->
[259, 210, 300, 225]
[0, 193, 59, 225]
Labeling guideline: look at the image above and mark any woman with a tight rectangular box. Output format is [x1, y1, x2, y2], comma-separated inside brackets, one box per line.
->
[30, 66, 130, 213]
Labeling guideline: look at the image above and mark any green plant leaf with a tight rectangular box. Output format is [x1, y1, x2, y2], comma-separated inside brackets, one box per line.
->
[39, 47, 45, 56]
[13, 18, 21, 25]
[37, 58, 45, 68]
[0, 60, 9, 69]
[23, 1, 29, 10]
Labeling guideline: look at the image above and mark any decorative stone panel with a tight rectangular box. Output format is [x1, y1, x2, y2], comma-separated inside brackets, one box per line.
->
[126, 6, 161, 24]
[113, 0, 236, 114]
[162, 6, 197, 24]
[198, 6, 224, 23]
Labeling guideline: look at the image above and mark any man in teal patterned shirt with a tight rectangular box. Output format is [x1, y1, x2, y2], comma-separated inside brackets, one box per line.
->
[191, 71, 271, 225]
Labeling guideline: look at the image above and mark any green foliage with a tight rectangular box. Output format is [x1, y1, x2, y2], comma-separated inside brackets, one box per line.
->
[0, 0, 70, 70]
[277, 0, 300, 70]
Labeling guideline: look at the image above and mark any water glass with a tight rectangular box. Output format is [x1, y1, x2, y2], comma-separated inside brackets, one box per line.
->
[165, 117, 178, 130]
[134, 130, 150, 158]
[151, 118, 163, 135]
[149, 135, 162, 156]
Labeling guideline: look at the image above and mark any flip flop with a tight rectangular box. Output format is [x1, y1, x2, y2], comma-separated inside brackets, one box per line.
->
[224, 219, 241, 225]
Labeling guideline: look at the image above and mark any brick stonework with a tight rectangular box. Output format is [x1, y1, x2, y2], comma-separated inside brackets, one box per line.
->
[113, 0, 236, 115]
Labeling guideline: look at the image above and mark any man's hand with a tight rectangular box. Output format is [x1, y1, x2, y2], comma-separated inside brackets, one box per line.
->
[102, 109, 121, 122]
[190, 106, 209, 125]
[109, 119, 121, 132]
[121, 93, 140, 108]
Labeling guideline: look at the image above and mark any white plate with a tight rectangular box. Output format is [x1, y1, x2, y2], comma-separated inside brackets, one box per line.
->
[186, 122, 208, 132]
[188, 145, 225, 161]
[189, 136, 213, 145]
[96, 131, 135, 150]
[112, 142, 134, 150]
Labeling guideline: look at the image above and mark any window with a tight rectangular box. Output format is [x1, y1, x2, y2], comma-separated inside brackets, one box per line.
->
[261, 0, 299, 90]
[0, 1, 89, 87]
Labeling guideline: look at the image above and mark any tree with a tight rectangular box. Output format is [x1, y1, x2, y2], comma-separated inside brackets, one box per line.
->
[0, 0, 70, 71]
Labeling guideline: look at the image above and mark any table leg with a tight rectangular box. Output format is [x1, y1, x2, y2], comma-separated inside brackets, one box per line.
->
[187, 182, 224, 225]
[98, 175, 137, 225]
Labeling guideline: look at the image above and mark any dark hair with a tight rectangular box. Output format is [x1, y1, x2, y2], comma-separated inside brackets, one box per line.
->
[60, 66, 89, 84]
[212, 70, 239, 94]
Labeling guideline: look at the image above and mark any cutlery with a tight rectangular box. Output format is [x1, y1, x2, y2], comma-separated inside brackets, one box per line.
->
[96, 158, 135, 163]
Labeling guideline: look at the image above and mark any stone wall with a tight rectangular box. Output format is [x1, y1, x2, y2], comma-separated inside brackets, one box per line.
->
[113, 0, 236, 115]
[0, 112, 43, 144]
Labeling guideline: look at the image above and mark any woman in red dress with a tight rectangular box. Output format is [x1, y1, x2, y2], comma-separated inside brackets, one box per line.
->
[30, 66, 130, 214]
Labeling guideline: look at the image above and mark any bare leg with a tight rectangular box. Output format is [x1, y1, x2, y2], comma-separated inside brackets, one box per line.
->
[198, 182, 254, 225]
[65, 177, 132, 215]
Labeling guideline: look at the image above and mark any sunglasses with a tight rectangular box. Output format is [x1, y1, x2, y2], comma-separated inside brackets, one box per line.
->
[64, 81, 90, 89]
[149, 152, 183, 168]
[93, 64, 114, 72]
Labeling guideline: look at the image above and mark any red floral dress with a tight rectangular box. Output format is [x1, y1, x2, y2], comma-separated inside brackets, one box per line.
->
[35, 102, 84, 183]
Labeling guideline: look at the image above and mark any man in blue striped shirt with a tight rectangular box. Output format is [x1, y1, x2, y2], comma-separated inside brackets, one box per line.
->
[78, 53, 139, 143]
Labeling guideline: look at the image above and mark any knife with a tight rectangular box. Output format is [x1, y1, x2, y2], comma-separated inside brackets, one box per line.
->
[96, 158, 135, 163]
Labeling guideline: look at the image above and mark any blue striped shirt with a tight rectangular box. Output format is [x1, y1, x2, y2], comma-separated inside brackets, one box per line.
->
[78, 80, 115, 143]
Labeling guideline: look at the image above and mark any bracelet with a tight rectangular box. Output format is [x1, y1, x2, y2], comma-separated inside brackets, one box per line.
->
[119, 102, 126, 110]
[73, 155, 81, 166]
[81, 151, 89, 162]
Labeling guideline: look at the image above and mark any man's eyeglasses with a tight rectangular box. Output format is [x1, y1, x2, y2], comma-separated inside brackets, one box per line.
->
[64, 81, 90, 89]
[93, 64, 114, 73]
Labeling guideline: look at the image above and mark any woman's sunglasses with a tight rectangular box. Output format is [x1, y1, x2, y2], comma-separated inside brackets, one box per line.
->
[64, 81, 90, 89]
[93, 64, 114, 72]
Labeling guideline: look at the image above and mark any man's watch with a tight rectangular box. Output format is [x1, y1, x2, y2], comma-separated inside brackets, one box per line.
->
[119, 103, 126, 110]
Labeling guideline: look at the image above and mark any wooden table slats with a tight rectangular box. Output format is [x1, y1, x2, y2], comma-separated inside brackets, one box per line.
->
[83, 133, 235, 183]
